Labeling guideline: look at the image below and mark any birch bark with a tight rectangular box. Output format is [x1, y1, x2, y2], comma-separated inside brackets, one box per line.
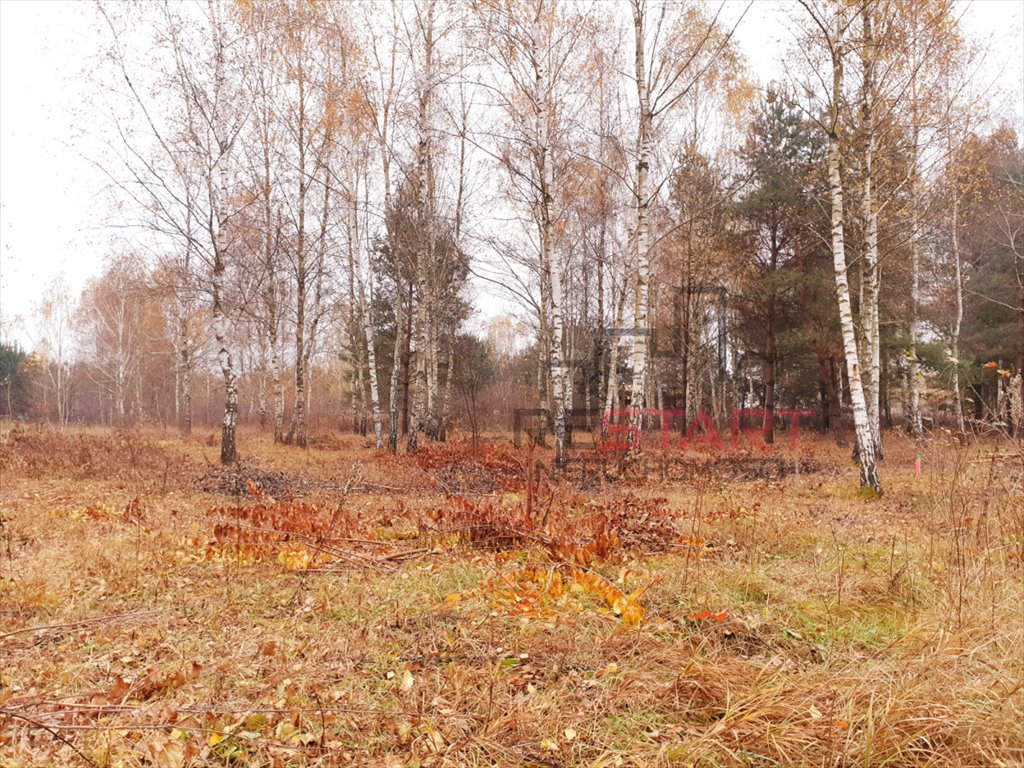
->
[252, 9, 283, 443]
[531, 7, 568, 467]
[627, 0, 652, 449]
[950, 194, 966, 435]
[859, 4, 883, 458]
[906, 25, 925, 438]
[286, 61, 311, 448]
[602, 280, 627, 429]
[208, 8, 238, 466]
[407, 0, 435, 453]
[360, 273, 383, 448]
[827, 11, 879, 491]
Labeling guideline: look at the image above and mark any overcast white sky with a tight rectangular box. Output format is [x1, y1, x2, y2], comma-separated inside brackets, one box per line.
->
[1, 0, 1021, 348]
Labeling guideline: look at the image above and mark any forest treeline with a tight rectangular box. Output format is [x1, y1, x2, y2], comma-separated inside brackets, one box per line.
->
[1, 0, 1021, 492]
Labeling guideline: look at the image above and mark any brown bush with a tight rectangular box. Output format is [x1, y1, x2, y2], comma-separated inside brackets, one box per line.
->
[0, 424, 192, 486]
[390, 439, 527, 492]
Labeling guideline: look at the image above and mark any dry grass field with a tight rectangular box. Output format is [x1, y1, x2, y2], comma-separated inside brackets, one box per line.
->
[0, 423, 1022, 767]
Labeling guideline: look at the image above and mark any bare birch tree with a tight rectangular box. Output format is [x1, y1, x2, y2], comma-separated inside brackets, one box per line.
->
[474, 0, 592, 465]
[798, 0, 880, 491]
[100, 1, 250, 463]
[624, 0, 746, 448]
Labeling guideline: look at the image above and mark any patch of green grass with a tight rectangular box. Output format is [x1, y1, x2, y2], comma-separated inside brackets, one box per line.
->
[602, 706, 667, 746]
[715, 568, 779, 606]
[781, 598, 911, 651]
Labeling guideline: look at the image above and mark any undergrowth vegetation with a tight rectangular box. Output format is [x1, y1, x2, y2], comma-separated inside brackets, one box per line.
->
[0, 425, 1021, 767]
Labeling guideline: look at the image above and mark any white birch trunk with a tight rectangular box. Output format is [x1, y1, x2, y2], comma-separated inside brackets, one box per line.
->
[388, 276, 403, 451]
[907, 42, 925, 439]
[209, 10, 237, 466]
[909, 192, 924, 438]
[950, 195, 966, 435]
[602, 282, 627, 429]
[827, 14, 879, 492]
[628, 0, 652, 449]
[359, 273, 383, 448]
[212, 269, 238, 465]
[287, 65, 311, 448]
[177, 299, 192, 436]
[407, 0, 435, 453]
[860, 5, 883, 458]
[377, 30, 402, 452]
[531, 9, 567, 466]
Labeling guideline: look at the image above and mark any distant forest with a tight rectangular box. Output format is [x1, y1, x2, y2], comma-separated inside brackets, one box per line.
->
[3, 1, 1021, 494]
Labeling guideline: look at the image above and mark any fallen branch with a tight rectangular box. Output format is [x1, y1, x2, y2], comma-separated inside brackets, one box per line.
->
[0, 709, 97, 766]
